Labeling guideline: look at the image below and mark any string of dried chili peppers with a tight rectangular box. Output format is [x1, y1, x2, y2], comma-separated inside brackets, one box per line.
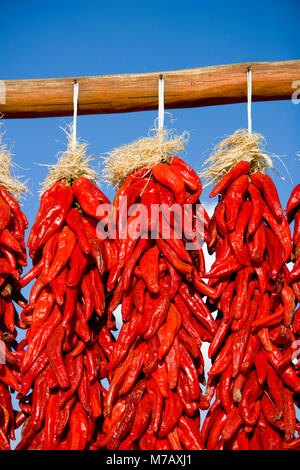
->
[91, 156, 217, 450]
[283, 184, 300, 450]
[15, 177, 118, 450]
[200, 162, 299, 450]
[0, 186, 28, 449]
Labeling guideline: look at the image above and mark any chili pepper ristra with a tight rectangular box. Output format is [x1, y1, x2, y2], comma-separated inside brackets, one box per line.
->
[0, 127, 28, 449]
[199, 129, 298, 450]
[93, 128, 216, 450]
[16, 131, 118, 450]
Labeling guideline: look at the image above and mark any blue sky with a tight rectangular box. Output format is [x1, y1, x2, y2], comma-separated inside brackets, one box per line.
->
[1, 0, 299, 447]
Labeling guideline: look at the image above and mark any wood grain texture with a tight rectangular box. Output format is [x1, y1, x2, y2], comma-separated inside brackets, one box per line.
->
[1, 60, 299, 119]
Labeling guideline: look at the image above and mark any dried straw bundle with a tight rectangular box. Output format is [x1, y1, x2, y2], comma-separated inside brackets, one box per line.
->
[0, 124, 27, 200]
[200, 128, 277, 188]
[102, 128, 189, 189]
[41, 126, 98, 195]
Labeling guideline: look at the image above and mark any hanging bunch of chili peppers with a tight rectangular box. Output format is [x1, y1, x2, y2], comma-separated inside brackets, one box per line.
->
[91, 156, 218, 450]
[200, 161, 300, 450]
[0, 186, 28, 449]
[287, 184, 300, 307]
[282, 184, 300, 450]
[15, 177, 118, 450]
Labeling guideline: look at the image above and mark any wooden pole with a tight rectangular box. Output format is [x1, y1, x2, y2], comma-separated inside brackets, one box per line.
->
[1, 60, 299, 119]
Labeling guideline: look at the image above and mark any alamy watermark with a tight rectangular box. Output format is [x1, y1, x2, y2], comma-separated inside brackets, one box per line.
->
[95, 198, 205, 251]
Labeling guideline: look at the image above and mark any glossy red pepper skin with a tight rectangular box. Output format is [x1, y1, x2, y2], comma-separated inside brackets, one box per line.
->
[169, 156, 201, 191]
[152, 162, 186, 206]
[72, 177, 109, 219]
[43, 225, 77, 284]
[66, 208, 90, 255]
[250, 172, 283, 222]
[28, 183, 74, 257]
[224, 174, 249, 232]
[139, 245, 160, 293]
[0, 196, 11, 233]
[209, 161, 250, 198]
[144, 284, 170, 340]
[228, 201, 252, 266]
[263, 203, 292, 262]
[158, 390, 183, 438]
[286, 183, 300, 216]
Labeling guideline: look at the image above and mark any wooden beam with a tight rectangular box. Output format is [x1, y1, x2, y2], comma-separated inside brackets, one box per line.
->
[1, 60, 299, 119]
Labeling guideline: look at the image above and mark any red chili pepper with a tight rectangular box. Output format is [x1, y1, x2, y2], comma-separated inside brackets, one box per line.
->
[152, 162, 186, 206]
[219, 363, 233, 414]
[139, 245, 160, 293]
[223, 174, 249, 232]
[43, 225, 77, 284]
[158, 389, 183, 438]
[169, 156, 201, 192]
[119, 343, 147, 396]
[147, 377, 163, 433]
[157, 237, 193, 277]
[263, 204, 292, 262]
[228, 201, 251, 265]
[165, 336, 181, 390]
[179, 283, 217, 335]
[22, 305, 62, 373]
[72, 177, 108, 220]
[0, 196, 11, 233]
[140, 179, 160, 232]
[143, 284, 170, 340]
[247, 183, 264, 235]
[206, 407, 227, 450]
[209, 161, 250, 198]
[250, 172, 283, 222]
[119, 393, 152, 449]
[28, 184, 74, 257]
[49, 268, 67, 307]
[31, 370, 50, 431]
[262, 345, 300, 393]
[254, 350, 269, 384]
[151, 361, 169, 398]
[0, 185, 27, 241]
[221, 405, 243, 442]
[66, 208, 90, 255]
[239, 372, 262, 426]
[157, 303, 181, 359]
[61, 286, 79, 328]
[281, 285, 295, 327]
[286, 183, 300, 216]
[178, 415, 204, 450]
[46, 324, 69, 389]
[201, 252, 242, 279]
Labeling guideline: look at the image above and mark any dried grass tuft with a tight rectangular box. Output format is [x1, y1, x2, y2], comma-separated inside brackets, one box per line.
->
[40, 125, 98, 196]
[101, 127, 189, 189]
[199, 128, 280, 188]
[0, 123, 27, 200]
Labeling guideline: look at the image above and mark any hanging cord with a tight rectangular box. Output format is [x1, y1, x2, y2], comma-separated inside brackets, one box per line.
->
[39, 78, 98, 194]
[102, 73, 188, 188]
[247, 67, 252, 134]
[158, 74, 165, 131]
[72, 80, 79, 148]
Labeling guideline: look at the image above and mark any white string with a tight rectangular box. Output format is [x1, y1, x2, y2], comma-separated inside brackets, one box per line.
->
[158, 75, 164, 131]
[72, 80, 79, 147]
[247, 68, 252, 134]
